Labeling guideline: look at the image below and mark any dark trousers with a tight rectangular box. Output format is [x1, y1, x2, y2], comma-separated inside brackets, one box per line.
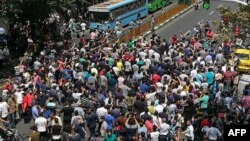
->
[159, 134, 168, 141]
[63, 120, 71, 133]
[52, 139, 61, 141]
[88, 126, 96, 138]
[39, 131, 47, 141]
[23, 110, 30, 123]
[9, 112, 16, 128]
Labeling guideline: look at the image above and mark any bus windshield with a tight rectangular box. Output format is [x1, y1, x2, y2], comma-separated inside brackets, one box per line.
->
[236, 53, 249, 60]
[89, 12, 110, 23]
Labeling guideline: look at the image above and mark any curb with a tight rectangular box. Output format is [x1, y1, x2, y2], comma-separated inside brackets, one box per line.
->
[143, 3, 196, 38]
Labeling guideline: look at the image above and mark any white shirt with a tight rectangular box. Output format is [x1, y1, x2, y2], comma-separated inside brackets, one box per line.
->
[185, 125, 194, 140]
[118, 77, 125, 88]
[35, 116, 47, 132]
[144, 58, 151, 68]
[148, 49, 155, 58]
[154, 104, 164, 113]
[156, 82, 163, 93]
[112, 67, 119, 76]
[124, 61, 132, 72]
[15, 91, 23, 104]
[100, 121, 108, 137]
[150, 131, 160, 141]
[72, 93, 82, 104]
[0, 102, 9, 118]
[160, 123, 170, 135]
[152, 115, 162, 127]
[34, 61, 41, 70]
[190, 69, 197, 78]
[146, 92, 156, 105]
[96, 107, 108, 118]
[139, 52, 147, 59]
[207, 127, 222, 140]
[153, 52, 160, 62]
[81, 23, 86, 30]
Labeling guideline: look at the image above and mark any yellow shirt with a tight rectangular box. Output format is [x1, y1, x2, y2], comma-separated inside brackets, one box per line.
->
[185, 85, 190, 92]
[148, 105, 155, 115]
[117, 61, 123, 71]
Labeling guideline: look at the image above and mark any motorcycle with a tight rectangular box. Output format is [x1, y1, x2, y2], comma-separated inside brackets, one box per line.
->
[0, 122, 23, 141]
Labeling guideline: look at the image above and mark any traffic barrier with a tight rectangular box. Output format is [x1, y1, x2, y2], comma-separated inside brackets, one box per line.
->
[112, 0, 197, 44]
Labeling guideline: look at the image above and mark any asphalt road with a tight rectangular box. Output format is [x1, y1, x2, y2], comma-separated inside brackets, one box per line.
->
[14, 1, 241, 140]
[152, 1, 240, 39]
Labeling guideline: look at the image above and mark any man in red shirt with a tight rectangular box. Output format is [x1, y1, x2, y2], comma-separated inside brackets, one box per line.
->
[26, 89, 34, 107]
[22, 89, 34, 123]
[122, 52, 134, 61]
[151, 72, 161, 83]
[223, 67, 233, 91]
[2, 80, 13, 92]
[22, 93, 30, 123]
[171, 35, 177, 45]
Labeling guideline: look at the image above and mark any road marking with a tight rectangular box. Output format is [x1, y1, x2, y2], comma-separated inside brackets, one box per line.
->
[209, 11, 214, 15]
[185, 30, 190, 35]
[145, 3, 196, 39]
[198, 19, 203, 24]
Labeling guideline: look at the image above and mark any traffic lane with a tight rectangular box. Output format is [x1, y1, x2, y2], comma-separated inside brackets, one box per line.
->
[155, 1, 239, 39]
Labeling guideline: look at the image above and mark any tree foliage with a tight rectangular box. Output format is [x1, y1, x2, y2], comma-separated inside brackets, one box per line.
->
[0, 0, 91, 24]
[215, 4, 250, 40]
[217, 5, 250, 28]
[1, 0, 51, 23]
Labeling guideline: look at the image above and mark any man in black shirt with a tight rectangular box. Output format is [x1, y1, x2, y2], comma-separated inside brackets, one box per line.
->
[133, 97, 147, 114]
[141, 108, 152, 121]
[87, 108, 98, 139]
[159, 108, 169, 123]
[60, 101, 74, 132]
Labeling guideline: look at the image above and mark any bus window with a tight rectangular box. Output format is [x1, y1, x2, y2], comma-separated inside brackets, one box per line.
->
[111, 8, 120, 18]
[89, 12, 110, 23]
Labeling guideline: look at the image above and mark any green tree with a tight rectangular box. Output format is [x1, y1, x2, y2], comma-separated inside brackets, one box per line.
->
[216, 5, 250, 40]
[1, 0, 54, 24]
[0, 0, 92, 24]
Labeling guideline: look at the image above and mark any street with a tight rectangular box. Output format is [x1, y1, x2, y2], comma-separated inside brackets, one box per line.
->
[152, 1, 239, 39]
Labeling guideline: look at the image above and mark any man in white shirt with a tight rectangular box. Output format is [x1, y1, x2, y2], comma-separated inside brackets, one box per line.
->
[155, 102, 164, 113]
[96, 104, 108, 118]
[35, 113, 47, 141]
[159, 118, 170, 141]
[206, 123, 222, 141]
[72, 90, 83, 104]
[0, 97, 9, 121]
[185, 120, 194, 141]
[81, 22, 86, 31]
[15, 87, 24, 119]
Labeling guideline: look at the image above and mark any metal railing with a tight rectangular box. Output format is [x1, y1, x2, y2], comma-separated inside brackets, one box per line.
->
[110, 0, 195, 43]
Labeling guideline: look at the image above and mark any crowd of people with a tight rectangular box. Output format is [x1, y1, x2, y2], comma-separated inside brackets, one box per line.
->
[1, 6, 250, 141]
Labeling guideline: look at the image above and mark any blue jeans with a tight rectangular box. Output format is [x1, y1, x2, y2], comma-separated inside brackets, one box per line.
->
[224, 81, 231, 91]
[9, 112, 16, 128]
[2, 117, 8, 128]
